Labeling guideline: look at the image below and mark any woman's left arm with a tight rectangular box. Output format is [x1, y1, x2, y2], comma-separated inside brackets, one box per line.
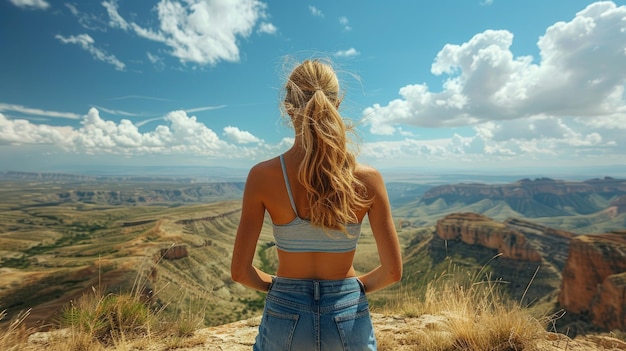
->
[231, 165, 273, 292]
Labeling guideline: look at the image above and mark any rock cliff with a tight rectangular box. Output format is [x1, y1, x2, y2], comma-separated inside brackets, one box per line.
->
[427, 213, 574, 305]
[559, 231, 626, 330]
[436, 213, 541, 262]
[159, 245, 189, 260]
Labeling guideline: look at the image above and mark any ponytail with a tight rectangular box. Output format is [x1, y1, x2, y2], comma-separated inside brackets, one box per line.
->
[283, 59, 371, 235]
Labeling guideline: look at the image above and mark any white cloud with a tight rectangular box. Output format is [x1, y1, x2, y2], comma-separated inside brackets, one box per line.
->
[0, 113, 72, 146]
[0, 103, 81, 119]
[8, 0, 49, 10]
[258, 22, 277, 35]
[0, 108, 271, 158]
[65, 3, 79, 16]
[309, 5, 323, 17]
[364, 2, 626, 135]
[55, 34, 126, 71]
[185, 105, 227, 113]
[339, 16, 351, 31]
[101, 0, 130, 31]
[146, 52, 160, 64]
[358, 117, 620, 169]
[146, 52, 166, 70]
[1, 105, 623, 171]
[90, 106, 146, 117]
[223, 126, 262, 144]
[334, 48, 360, 58]
[101, 0, 272, 66]
[65, 3, 105, 31]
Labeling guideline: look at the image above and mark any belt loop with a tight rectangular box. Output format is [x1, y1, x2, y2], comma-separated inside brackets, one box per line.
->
[267, 275, 276, 292]
[314, 281, 320, 300]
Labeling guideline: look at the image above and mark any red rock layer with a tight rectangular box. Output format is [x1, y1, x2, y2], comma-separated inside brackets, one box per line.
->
[559, 233, 626, 330]
[435, 213, 541, 262]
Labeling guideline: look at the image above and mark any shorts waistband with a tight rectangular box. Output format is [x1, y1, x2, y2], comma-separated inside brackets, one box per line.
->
[270, 277, 364, 300]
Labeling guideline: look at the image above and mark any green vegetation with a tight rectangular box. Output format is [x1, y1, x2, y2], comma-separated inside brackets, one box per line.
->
[59, 289, 150, 342]
[0, 255, 30, 269]
[1, 174, 623, 349]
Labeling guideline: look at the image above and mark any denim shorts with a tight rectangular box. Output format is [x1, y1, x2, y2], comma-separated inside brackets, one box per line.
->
[253, 276, 377, 351]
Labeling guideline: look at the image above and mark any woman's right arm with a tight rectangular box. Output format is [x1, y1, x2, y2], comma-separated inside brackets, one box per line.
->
[357, 168, 403, 293]
[231, 165, 274, 292]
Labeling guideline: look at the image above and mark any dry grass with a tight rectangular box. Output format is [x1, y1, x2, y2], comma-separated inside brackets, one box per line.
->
[0, 309, 34, 351]
[0, 263, 563, 351]
[58, 287, 151, 344]
[0, 282, 209, 351]
[377, 263, 551, 351]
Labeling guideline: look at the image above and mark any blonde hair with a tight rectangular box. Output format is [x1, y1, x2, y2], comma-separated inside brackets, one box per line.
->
[282, 59, 371, 234]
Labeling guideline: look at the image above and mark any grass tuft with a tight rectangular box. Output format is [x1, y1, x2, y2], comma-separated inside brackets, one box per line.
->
[59, 287, 150, 343]
[0, 309, 34, 351]
[377, 261, 551, 350]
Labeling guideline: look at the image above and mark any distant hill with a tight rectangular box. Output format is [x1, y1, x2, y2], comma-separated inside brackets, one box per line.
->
[43, 183, 245, 205]
[0, 172, 245, 206]
[393, 177, 626, 233]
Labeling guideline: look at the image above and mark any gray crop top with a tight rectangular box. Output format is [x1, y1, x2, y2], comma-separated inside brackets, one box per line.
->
[272, 154, 362, 253]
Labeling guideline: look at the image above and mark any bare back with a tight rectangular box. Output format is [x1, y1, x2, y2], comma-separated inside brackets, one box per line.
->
[258, 152, 376, 280]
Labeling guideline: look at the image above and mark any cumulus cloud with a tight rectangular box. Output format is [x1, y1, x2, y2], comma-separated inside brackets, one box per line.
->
[364, 2, 626, 134]
[55, 34, 125, 71]
[334, 48, 360, 58]
[8, 0, 49, 10]
[223, 126, 262, 144]
[359, 120, 619, 169]
[257, 22, 277, 35]
[101, 0, 273, 66]
[0, 108, 268, 158]
[0, 113, 72, 146]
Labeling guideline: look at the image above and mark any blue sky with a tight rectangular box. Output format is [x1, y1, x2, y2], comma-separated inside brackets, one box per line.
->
[1, 0, 626, 176]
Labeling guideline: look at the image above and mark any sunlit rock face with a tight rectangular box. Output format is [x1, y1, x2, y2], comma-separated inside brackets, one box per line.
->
[559, 231, 626, 330]
[435, 213, 541, 262]
[159, 245, 189, 260]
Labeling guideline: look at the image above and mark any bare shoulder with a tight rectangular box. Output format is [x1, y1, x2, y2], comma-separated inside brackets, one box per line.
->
[354, 163, 387, 200]
[248, 156, 280, 178]
[354, 163, 384, 185]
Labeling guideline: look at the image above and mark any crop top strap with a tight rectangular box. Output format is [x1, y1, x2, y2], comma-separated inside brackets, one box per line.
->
[279, 154, 299, 217]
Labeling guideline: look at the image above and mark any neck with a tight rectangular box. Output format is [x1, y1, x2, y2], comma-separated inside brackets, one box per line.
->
[285, 142, 305, 158]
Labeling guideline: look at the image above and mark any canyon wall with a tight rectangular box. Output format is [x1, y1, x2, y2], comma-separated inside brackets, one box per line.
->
[558, 232, 626, 330]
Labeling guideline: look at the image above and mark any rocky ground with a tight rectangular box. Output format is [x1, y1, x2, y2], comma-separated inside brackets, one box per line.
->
[26, 313, 626, 351]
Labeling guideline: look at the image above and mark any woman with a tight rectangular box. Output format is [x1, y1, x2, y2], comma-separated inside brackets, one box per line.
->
[231, 59, 402, 350]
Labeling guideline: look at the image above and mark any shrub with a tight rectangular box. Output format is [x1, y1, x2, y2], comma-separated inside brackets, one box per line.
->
[379, 262, 551, 351]
[59, 287, 150, 342]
